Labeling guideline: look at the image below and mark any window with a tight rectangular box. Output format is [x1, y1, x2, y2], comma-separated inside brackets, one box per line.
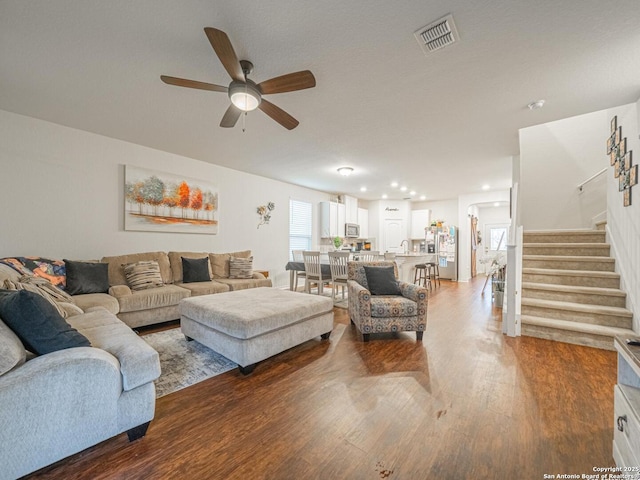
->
[490, 227, 508, 251]
[289, 199, 312, 259]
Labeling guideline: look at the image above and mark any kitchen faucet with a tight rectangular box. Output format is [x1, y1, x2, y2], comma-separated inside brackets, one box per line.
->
[400, 239, 409, 253]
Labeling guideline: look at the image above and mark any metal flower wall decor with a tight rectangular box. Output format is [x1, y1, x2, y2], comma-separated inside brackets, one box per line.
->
[257, 202, 275, 228]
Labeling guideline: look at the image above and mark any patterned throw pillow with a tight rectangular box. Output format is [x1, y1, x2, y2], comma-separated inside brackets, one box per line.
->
[123, 260, 164, 291]
[229, 256, 253, 279]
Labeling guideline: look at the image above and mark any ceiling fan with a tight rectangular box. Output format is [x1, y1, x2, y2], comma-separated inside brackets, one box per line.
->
[161, 27, 316, 130]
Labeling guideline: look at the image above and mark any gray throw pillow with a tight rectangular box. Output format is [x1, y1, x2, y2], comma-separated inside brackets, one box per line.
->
[181, 257, 210, 283]
[0, 290, 91, 355]
[363, 266, 401, 295]
[229, 256, 253, 279]
[64, 259, 109, 295]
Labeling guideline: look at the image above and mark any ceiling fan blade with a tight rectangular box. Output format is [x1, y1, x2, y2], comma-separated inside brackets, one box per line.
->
[258, 70, 316, 95]
[220, 105, 242, 128]
[204, 27, 244, 82]
[160, 75, 227, 92]
[259, 99, 299, 130]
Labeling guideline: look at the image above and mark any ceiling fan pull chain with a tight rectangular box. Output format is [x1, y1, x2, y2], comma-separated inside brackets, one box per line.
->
[242, 111, 246, 133]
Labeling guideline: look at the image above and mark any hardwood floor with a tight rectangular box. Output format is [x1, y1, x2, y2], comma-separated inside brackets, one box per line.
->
[26, 278, 617, 479]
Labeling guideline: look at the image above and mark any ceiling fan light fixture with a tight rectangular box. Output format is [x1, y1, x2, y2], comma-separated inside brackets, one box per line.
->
[337, 167, 354, 176]
[228, 81, 261, 111]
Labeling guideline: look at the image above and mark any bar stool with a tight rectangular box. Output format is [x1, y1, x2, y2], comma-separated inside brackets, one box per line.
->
[426, 262, 441, 287]
[413, 264, 431, 290]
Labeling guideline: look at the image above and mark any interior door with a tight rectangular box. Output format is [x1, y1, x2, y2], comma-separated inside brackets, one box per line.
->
[383, 219, 405, 253]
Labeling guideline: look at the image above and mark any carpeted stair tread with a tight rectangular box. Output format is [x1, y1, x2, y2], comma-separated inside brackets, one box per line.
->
[521, 282, 626, 297]
[521, 298, 633, 317]
[522, 254, 614, 262]
[523, 242, 610, 247]
[521, 315, 634, 337]
[523, 230, 606, 242]
[522, 267, 620, 278]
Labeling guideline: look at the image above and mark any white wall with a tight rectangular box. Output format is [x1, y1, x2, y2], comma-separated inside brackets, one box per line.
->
[0, 110, 331, 289]
[605, 102, 640, 331]
[520, 111, 609, 229]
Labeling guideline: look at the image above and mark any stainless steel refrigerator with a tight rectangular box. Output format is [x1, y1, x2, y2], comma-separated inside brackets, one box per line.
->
[425, 226, 458, 281]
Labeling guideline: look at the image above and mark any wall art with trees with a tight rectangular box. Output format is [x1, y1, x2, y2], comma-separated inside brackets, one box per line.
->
[124, 165, 218, 234]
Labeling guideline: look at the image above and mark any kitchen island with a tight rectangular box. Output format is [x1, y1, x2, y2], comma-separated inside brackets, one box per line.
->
[394, 253, 436, 284]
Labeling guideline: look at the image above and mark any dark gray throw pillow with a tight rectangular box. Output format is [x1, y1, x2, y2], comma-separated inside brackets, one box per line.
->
[0, 290, 91, 355]
[64, 259, 109, 295]
[182, 257, 210, 283]
[363, 266, 401, 295]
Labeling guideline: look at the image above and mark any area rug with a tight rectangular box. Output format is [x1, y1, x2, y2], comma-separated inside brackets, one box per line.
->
[142, 328, 237, 398]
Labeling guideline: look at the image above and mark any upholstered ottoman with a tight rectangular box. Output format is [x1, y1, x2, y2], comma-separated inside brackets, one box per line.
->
[179, 287, 334, 374]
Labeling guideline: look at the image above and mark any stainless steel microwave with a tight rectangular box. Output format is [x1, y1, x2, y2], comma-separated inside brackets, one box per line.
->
[345, 223, 360, 238]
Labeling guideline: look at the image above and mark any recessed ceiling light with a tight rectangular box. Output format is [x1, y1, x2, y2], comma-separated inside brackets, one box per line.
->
[494, 202, 500, 207]
[527, 99, 545, 110]
[382, 194, 388, 199]
[419, 195, 426, 200]
[400, 186, 407, 192]
[360, 186, 367, 192]
[391, 182, 398, 188]
[482, 184, 490, 191]
[409, 190, 416, 196]
[337, 167, 354, 176]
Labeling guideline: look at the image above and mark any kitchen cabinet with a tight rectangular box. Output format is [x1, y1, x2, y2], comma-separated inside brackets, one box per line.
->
[344, 195, 358, 225]
[411, 209, 431, 239]
[613, 337, 640, 468]
[320, 201, 345, 238]
[357, 208, 369, 238]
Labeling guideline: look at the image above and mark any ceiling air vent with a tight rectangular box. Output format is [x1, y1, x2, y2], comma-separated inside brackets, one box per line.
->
[414, 14, 459, 55]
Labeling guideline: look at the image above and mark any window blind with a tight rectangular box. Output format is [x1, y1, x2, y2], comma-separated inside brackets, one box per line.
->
[289, 199, 312, 259]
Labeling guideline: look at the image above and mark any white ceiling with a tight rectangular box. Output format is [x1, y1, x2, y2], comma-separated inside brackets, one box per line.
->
[2, 1, 640, 201]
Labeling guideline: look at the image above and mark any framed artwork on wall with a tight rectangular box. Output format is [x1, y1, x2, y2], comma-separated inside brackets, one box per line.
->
[608, 116, 634, 207]
[124, 165, 219, 234]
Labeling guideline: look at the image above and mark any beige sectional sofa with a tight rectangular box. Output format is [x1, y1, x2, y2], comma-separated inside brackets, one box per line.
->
[0, 250, 271, 329]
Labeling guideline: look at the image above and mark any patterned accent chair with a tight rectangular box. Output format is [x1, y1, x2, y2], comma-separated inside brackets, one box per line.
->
[347, 261, 428, 342]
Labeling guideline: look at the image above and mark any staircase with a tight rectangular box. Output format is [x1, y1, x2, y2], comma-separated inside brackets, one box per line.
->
[521, 227, 634, 350]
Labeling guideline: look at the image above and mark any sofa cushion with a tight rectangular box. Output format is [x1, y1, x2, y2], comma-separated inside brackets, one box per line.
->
[116, 284, 191, 313]
[175, 281, 230, 296]
[363, 266, 401, 295]
[0, 318, 26, 376]
[64, 260, 109, 295]
[210, 250, 251, 278]
[72, 293, 120, 314]
[168, 251, 212, 283]
[214, 276, 272, 291]
[229, 256, 253, 279]
[124, 260, 164, 291]
[182, 257, 210, 283]
[67, 309, 161, 391]
[0, 290, 91, 355]
[370, 295, 418, 318]
[102, 251, 172, 286]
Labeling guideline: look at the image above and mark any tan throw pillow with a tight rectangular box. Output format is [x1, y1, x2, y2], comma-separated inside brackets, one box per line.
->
[210, 250, 251, 278]
[123, 260, 163, 291]
[229, 256, 253, 279]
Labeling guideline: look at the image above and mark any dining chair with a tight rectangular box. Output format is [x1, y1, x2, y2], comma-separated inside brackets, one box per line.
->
[328, 251, 350, 302]
[357, 251, 380, 262]
[291, 250, 306, 291]
[302, 251, 331, 295]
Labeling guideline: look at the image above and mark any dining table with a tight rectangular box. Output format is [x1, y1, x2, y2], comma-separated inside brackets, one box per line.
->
[285, 261, 332, 291]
